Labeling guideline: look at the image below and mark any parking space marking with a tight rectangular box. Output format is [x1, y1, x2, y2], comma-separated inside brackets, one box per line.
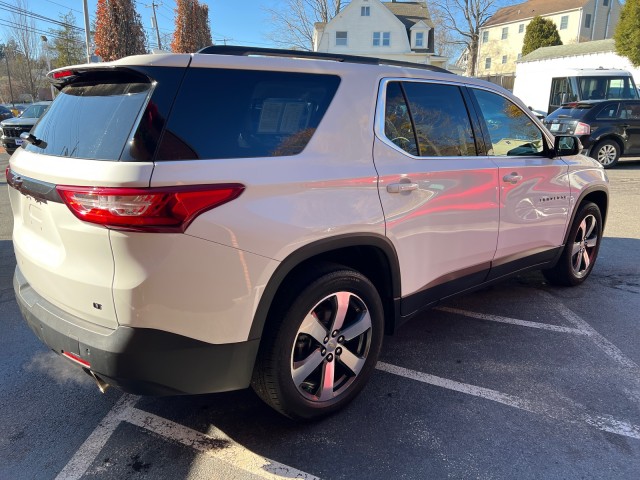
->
[56, 394, 317, 480]
[55, 394, 138, 480]
[376, 361, 640, 440]
[126, 407, 319, 479]
[537, 290, 640, 371]
[435, 306, 587, 335]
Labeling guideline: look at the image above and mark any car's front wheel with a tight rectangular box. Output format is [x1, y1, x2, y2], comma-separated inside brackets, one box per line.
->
[592, 139, 620, 168]
[543, 202, 603, 286]
[252, 266, 384, 420]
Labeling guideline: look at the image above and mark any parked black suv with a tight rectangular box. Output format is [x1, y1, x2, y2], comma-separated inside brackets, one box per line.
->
[544, 99, 640, 168]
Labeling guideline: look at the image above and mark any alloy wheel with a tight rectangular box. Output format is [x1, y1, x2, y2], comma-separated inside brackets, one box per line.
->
[290, 291, 372, 402]
[570, 214, 599, 278]
[597, 144, 617, 166]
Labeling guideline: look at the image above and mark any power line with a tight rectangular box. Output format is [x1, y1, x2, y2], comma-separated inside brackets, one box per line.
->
[0, 2, 84, 32]
[0, 18, 85, 45]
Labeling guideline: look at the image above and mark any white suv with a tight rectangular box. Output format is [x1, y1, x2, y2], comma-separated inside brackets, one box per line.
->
[7, 47, 608, 420]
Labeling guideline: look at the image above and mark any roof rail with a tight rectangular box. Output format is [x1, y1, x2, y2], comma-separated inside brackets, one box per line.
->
[197, 45, 452, 74]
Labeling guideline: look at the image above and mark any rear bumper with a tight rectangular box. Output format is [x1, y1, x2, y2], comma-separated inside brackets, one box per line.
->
[14, 266, 260, 395]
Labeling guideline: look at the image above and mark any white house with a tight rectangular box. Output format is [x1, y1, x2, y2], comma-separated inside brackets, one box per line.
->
[313, 0, 447, 67]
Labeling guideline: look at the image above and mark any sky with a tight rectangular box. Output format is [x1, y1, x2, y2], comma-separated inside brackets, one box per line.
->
[2, 0, 280, 50]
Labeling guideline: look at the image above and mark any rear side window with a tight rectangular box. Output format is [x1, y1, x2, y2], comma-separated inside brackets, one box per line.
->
[383, 81, 476, 157]
[26, 79, 151, 160]
[596, 102, 621, 120]
[157, 69, 340, 160]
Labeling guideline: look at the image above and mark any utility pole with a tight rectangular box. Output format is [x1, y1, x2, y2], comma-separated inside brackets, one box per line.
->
[0, 46, 15, 108]
[148, 2, 163, 50]
[82, 0, 92, 62]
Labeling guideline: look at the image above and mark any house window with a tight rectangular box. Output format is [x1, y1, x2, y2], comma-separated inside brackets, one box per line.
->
[501, 27, 508, 40]
[517, 53, 522, 60]
[373, 32, 390, 47]
[485, 58, 491, 69]
[415, 32, 424, 47]
[560, 16, 568, 30]
[502, 55, 507, 64]
[519, 24, 524, 33]
[603, 0, 609, 5]
[585, 14, 592, 28]
[482, 31, 489, 43]
[361, 6, 370, 16]
[336, 31, 347, 46]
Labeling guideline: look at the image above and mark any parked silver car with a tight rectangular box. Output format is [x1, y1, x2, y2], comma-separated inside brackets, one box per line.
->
[1, 101, 51, 154]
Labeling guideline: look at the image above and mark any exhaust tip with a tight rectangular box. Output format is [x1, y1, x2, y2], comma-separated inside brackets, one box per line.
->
[88, 370, 110, 393]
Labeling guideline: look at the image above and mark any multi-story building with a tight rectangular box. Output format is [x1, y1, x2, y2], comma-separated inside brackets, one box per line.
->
[313, 0, 447, 67]
[477, 0, 621, 77]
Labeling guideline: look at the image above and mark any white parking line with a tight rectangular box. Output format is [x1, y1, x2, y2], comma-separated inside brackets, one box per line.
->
[126, 408, 319, 479]
[537, 290, 640, 371]
[376, 362, 640, 440]
[435, 306, 586, 335]
[55, 394, 138, 480]
[56, 394, 317, 479]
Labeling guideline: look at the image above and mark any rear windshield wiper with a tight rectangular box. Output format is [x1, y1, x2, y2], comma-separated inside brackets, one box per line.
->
[20, 132, 47, 149]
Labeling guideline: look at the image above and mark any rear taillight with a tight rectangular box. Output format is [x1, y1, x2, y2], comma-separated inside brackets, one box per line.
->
[574, 122, 591, 135]
[56, 184, 244, 232]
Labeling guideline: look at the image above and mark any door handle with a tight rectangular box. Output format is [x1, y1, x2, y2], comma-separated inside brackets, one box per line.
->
[502, 173, 522, 184]
[387, 182, 419, 193]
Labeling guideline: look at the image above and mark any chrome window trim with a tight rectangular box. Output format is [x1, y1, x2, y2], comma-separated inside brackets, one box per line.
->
[374, 77, 555, 161]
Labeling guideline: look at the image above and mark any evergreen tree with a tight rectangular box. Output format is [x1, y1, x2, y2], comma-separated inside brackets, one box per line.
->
[521, 16, 562, 57]
[49, 12, 85, 68]
[614, 0, 640, 67]
[171, 0, 212, 53]
[94, 0, 146, 62]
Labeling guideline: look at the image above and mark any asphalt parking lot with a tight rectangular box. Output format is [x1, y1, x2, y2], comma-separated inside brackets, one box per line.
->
[1, 151, 638, 479]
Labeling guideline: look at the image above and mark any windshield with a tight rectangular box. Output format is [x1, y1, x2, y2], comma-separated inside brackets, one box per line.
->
[20, 104, 49, 118]
[578, 76, 639, 100]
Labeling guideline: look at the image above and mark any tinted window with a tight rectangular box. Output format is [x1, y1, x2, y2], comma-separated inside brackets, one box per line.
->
[550, 77, 577, 107]
[596, 102, 621, 120]
[473, 89, 545, 156]
[384, 82, 418, 156]
[0, 106, 11, 114]
[401, 82, 477, 157]
[158, 69, 340, 160]
[547, 103, 594, 120]
[26, 81, 151, 160]
[622, 102, 640, 119]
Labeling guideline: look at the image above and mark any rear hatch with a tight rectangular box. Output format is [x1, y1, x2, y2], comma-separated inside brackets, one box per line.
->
[544, 102, 595, 134]
[7, 56, 190, 329]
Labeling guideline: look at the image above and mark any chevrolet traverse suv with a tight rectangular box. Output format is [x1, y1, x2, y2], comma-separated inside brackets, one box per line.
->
[7, 46, 608, 420]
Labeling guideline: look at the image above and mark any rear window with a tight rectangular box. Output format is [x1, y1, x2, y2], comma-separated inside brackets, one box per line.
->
[157, 68, 340, 160]
[547, 103, 594, 119]
[26, 77, 152, 160]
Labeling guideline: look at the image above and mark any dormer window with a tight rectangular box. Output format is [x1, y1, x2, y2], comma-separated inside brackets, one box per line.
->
[415, 32, 424, 47]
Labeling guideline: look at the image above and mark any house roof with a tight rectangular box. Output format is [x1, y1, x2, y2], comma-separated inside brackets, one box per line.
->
[382, 1, 435, 29]
[484, 0, 589, 28]
[520, 38, 616, 62]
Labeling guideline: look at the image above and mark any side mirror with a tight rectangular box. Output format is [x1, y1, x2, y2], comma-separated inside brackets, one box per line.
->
[553, 135, 581, 157]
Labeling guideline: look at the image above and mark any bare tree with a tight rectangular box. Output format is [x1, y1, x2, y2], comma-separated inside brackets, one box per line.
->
[265, 0, 343, 51]
[7, 0, 45, 100]
[430, 0, 506, 76]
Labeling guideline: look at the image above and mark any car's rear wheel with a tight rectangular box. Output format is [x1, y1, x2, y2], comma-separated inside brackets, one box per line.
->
[543, 202, 602, 286]
[252, 265, 384, 420]
[592, 140, 620, 168]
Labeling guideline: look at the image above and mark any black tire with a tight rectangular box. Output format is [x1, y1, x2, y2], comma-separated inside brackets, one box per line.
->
[251, 265, 384, 420]
[543, 202, 602, 286]
[5, 148, 15, 155]
[591, 140, 620, 168]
